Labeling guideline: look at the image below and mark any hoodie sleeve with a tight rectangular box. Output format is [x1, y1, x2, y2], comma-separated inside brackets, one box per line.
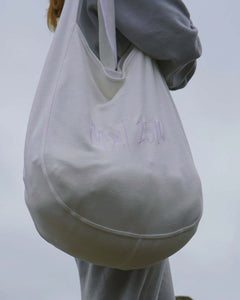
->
[115, 0, 202, 90]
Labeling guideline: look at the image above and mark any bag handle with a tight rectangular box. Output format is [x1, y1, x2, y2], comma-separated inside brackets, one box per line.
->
[97, 0, 118, 71]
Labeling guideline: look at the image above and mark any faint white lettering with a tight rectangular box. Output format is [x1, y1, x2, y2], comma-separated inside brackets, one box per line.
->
[89, 117, 165, 152]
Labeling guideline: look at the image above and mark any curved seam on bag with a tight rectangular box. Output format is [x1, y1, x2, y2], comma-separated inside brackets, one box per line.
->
[24, 1, 76, 210]
[40, 22, 202, 241]
[42, 150, 202, 240]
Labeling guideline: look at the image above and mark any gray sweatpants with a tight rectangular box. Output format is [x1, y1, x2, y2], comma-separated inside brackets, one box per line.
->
[74, 257, 175, 300]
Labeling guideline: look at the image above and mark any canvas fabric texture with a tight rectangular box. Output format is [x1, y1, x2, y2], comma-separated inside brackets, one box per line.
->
[23, 0, 203, 270]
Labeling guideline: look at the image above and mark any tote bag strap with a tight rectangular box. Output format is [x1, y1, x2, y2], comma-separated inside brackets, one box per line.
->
[56, 0, 118, 71]
[97, 0, 118, 71]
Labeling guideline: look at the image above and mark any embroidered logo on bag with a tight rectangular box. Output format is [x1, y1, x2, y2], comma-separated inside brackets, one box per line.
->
[89, 117, 165, 152]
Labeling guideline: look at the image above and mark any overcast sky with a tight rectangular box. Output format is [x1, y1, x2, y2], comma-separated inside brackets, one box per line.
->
[1, 0, 240, 299]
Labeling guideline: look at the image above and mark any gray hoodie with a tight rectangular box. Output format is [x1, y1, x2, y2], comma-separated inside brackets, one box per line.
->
[77, 0, 202, 91]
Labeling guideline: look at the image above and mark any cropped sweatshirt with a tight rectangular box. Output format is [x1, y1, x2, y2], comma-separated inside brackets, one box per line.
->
[77, 0, 202, 90]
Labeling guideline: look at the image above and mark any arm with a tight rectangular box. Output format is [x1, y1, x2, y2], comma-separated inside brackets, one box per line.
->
[115, 0, 202, 90]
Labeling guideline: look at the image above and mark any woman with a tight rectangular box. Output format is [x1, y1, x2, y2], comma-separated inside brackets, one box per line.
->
[47, 0, 202, 299]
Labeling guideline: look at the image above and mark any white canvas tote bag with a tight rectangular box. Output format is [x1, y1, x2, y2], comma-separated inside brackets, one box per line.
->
[23, 0, 203, 270]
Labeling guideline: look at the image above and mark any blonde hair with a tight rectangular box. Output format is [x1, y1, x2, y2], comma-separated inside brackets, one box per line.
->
[47, 0, 65, 32]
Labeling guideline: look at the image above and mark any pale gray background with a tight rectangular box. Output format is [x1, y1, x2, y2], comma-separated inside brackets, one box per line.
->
[1, 0, 239, 299]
